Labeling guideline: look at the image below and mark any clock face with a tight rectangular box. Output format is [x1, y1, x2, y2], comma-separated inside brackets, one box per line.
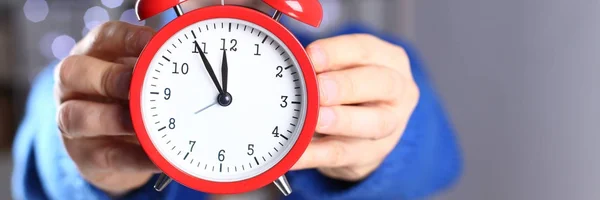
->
[139, 18, 307, 182]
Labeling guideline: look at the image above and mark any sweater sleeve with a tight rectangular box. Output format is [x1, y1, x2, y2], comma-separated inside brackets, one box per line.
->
[10, 65, 179, 200]
[284, 28, 463, 200]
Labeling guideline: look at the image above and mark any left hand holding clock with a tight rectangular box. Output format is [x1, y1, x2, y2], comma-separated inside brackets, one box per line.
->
[290, 34, 420, 182]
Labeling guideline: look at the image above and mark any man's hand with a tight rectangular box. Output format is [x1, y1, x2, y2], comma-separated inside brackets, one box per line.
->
[54, 21, 158, 196]
[291, 34, 420, 182]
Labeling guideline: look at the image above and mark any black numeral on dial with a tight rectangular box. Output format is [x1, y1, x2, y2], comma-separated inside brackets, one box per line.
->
[218, 150, 225, 161]
[272, 126, 279, 137]
[220, 38, 238, 51]
[280, 96, 288, 108]
[189, 141, 196, 152]
[254, 44, 261, 56]
[247, 144, 254, 155]
[169, 118, 176, 129]
[192, 41, 208, 54]
[164, 88, 171, 100]
[276, 66, 283, 78]
[172, 62, 189, 74]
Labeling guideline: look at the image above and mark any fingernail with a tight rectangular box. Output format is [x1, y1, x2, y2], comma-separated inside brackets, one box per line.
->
[308, 45, 326, 70]
[115, 71, 132, 99]
[318, 107, 335, 130]
[318, 75, 337, 104]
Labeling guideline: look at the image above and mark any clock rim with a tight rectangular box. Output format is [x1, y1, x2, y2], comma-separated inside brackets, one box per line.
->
[129, 5, 319, 194]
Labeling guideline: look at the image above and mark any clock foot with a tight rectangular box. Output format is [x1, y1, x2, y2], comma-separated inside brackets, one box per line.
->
[273, 175, 292, 196]
[154, 173, 173, 192]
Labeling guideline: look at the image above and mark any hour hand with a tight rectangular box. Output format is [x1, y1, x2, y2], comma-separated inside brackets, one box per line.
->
[194, 41, 223, 94]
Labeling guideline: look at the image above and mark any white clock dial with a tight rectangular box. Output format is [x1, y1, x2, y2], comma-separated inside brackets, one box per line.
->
[140, 18, 307, 182]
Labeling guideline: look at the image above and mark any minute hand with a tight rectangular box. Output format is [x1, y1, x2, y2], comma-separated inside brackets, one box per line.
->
[195, 42, 223, 94]
[221, 49, 228, 93]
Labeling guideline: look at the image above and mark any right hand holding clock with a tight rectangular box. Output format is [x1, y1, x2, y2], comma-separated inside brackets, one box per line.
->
[54, 22, 159, 197]
[290, 34, 420, 182]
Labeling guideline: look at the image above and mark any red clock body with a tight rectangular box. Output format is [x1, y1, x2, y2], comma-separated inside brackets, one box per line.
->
[129, 5, 319, 194]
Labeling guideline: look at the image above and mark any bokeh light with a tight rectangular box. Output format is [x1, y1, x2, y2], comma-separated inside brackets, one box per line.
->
[51, 35, 76, 60]
[23, 0, 49, 23]
[49, 1, 72, 22]
[83, 6, 109, 30]
[101, 0, 124, 9]
[120, 9, 145, 26]
[39, 32, 59, 60]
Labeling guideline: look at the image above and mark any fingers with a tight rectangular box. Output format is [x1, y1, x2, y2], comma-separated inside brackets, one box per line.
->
[56, 21, 150, 102]
[306, 34, 409, 73]
[64, 137, 158, 173]
[291, 136, 379, 170]
[58, 100, 133, 139]
[318, 66, 406, 106]
[316, 105, 400, 140]
[55, 55, 132, 101]
[114, 57, 139, 67]
[71, 21, 155, 60]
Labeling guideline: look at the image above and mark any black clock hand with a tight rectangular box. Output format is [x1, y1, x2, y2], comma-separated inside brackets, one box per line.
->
[194, 41, 223, 94]
[221, 49, 228, 93]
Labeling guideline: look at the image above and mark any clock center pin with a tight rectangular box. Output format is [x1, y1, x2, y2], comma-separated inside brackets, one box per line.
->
[217, 92, 233, 106]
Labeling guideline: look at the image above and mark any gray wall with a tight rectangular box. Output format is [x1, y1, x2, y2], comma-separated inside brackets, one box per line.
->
[413, 0, 600, 199]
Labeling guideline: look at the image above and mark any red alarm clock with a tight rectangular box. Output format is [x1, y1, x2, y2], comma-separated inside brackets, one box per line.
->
[129, 0, 322, 196]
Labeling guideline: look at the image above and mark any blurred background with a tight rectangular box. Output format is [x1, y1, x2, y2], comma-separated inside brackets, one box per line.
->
[1, 0, 599, 199]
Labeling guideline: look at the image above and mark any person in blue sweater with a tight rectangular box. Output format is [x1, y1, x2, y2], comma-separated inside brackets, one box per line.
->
[11, 0, 463, 199]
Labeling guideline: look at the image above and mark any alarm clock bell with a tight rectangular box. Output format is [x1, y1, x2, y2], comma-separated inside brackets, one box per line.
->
[135, 0, 322, 27]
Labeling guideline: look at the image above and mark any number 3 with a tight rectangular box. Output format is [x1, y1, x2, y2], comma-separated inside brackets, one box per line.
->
[280, 96, 288, 108]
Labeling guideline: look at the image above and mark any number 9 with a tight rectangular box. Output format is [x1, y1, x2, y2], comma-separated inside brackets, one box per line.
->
[164, 88, 171, 100]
